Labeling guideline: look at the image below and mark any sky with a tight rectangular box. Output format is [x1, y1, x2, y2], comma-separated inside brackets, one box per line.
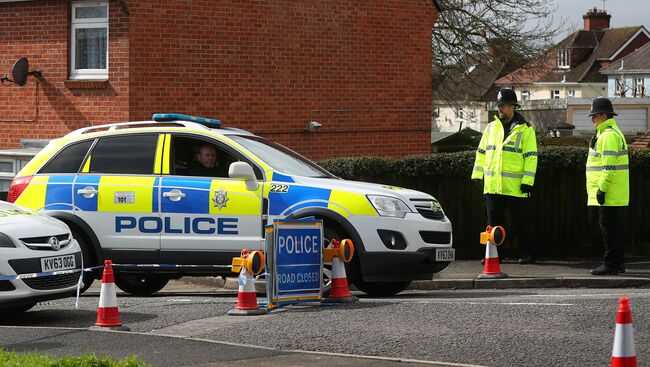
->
[551, 0, 650, 41]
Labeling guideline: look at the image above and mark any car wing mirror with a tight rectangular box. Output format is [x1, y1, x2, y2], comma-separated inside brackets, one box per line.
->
[228, 162, 259, 191]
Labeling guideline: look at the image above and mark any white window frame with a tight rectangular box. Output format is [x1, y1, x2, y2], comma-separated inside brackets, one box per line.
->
[550, 90, 560, 99]
[70, 1, 109, 80]
[557, 49, 570, 69]
[567, 89, 576, 98]
[456, 108, 464, 119]
[521, 90, 530, 101]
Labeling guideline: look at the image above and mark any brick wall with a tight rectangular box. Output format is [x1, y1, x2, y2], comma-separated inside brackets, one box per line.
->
[1, 0, 436, 159]
[0, 0, 130, 147]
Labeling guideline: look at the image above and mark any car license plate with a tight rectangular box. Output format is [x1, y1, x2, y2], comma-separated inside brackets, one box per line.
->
[41, 255, 76, 272]
[435, 248, 455, 261]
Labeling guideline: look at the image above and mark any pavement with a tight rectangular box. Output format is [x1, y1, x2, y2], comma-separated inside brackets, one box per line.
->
[182, 258, 650, 291]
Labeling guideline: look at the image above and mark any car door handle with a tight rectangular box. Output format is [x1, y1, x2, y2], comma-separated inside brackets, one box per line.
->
[163, 189, 186, 202]
[77, 186, 98, 198]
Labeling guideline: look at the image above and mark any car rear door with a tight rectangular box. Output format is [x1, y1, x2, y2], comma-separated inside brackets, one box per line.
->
[73, 133, 163, 264]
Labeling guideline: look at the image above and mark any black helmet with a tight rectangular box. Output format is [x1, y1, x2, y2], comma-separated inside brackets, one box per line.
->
[589, 97, 617, 116]
[496, 88, 520, 108]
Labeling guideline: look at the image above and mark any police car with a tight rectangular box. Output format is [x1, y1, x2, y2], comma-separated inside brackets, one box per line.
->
[8, 114, 453, 296]
[0, 200, 82, 313]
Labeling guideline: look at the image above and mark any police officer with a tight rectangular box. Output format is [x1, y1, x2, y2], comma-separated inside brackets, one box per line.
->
[472, 88, 538, 264]
[586, 97, 629, 275]
[189, 144, 224, 177]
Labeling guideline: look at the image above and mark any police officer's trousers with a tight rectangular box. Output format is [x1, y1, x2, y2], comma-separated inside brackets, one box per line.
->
[599, 206, 626, 268]
[484, 194, 537, 257]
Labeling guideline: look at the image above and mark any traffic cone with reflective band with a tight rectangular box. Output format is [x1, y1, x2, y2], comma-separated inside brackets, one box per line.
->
[92, 260, 130, 331]
[611, 297, 637, 367]
[323, 239, 358, 303]
[228, 250, 267, 316]
[478, 226, 507, 279]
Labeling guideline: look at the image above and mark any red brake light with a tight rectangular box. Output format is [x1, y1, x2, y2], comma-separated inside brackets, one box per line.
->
[7, 176, 32, 203]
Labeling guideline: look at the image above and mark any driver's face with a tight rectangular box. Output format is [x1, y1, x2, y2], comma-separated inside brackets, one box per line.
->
[197, 146, 217, 168]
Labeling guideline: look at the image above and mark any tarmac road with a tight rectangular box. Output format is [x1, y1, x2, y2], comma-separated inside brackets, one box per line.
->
[1, 283, 649, 366]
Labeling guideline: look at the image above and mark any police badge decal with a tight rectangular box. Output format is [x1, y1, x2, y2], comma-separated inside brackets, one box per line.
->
[212, 187, 229, 209]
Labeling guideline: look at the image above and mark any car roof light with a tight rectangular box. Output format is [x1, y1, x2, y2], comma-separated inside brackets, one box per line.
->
[152, 113, 221, 127]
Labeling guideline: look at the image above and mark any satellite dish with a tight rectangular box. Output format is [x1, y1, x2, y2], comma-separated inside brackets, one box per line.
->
[0, 57, 42, 87]
[11, 57, 29, 86]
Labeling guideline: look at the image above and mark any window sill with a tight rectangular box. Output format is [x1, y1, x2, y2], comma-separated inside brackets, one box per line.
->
[64, 80, 109, 90]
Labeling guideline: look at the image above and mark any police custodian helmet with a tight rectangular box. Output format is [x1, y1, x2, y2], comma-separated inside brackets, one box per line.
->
[589, 97, 617, 116]
[496, 88, 520, 108]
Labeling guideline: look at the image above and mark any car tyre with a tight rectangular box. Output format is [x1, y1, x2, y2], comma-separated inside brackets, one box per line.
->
[114, 274, 169, 296]
[351, 279, 411, 297]
[71, 229, 95, 293]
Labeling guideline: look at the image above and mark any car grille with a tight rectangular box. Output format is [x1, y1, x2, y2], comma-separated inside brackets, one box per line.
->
[419, 231, 451, 244]
[410, 199, 444, 220]
[22, 272, 80, 291]
[19, 233, 71, 251]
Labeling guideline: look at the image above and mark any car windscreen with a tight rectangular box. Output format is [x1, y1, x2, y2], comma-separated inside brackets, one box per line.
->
[228, 135, 335, 178]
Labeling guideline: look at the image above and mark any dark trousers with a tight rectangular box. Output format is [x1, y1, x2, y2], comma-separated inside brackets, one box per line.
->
[599, 206, 625, 267]
[485, 194, 537, 257]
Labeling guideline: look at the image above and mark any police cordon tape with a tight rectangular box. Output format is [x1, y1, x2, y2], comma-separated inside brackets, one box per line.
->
[0, 262, 260, 309]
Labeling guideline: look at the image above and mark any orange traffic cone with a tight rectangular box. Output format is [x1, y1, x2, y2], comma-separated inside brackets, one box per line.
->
[323, 239, 358, 303]
[91, 260, 130, 331]
[228, 250, 267, 316]
[611, 297, 637, 367]
[478, 226, 507, 279]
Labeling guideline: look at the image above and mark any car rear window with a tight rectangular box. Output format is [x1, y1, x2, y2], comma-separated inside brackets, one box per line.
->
[39, 140, 93, 174]
[88, 134, 158, 174]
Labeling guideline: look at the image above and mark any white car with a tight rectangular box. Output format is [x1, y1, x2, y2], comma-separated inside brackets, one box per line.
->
[0, 200, 82, 313]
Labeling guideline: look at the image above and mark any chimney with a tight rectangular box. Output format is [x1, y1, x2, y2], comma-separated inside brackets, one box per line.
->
[583, 8, 611, 31]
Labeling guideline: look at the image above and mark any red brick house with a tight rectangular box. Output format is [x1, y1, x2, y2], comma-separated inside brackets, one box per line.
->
[0, 0, 440, 159]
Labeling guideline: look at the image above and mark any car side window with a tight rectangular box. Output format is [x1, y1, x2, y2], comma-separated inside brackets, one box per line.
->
[88, 134, 158, 174]
[39, 140, 93, 174]
[169, 135, 263, 179]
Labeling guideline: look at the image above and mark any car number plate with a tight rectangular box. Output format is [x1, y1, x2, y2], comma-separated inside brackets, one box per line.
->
[41, 255, 76, 272]
[435, 248, 455, 261]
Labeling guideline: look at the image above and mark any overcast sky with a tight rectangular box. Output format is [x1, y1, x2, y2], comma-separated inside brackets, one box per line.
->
[552, 0, 650, 41]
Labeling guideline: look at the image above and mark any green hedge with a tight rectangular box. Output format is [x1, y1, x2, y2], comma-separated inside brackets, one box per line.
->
[0, 350, 149, 367]
[319, 146, 650, 259]
[321, 146, 650, 179]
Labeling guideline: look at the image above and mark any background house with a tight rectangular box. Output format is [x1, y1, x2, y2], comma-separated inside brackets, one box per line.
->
[602, 42, 650, 98]
[0, 0, 439, 161]
[496, 8, 650, 103]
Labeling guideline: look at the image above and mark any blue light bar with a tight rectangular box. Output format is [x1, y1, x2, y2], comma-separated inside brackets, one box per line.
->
[152, 113, 221, 127]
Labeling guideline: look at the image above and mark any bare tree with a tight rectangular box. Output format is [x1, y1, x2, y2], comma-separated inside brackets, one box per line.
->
[433, 0, 563, 103]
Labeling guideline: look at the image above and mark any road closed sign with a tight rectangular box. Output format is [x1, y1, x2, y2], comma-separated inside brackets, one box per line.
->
[267, 219, 323, 306]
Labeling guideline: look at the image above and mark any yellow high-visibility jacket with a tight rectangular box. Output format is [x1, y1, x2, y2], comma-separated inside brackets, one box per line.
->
[471, 114, 538, 197]
[586, 118, 629, 206]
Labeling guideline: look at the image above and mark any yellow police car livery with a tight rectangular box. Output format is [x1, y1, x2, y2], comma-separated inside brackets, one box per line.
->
[8, 114, 453, 296]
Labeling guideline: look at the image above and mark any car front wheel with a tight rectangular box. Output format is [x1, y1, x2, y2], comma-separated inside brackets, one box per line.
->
[114, 274, 169, 296]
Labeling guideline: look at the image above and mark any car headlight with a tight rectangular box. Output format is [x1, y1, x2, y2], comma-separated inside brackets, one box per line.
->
[367, 195, 412, 218]
[0, 232, 16, 248]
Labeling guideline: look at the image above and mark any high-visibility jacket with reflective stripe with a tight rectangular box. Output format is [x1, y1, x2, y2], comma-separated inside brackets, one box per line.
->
[471, 115, 538, 197]
[586, 118, 629, 206]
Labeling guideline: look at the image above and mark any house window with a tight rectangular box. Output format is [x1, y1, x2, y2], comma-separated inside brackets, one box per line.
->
[557, 49, 570, 69]
[567, 90, 576, 98]
[432, 107, 440, 118]
[615, 78, 626, 97]
[469, 109, 476, 119]
[550, 90, 560, 99]
[634, 78, 645, 97]
[70, 1, 109, 80]
[521, 90, 531, 101]
[456, 108, 464, 119]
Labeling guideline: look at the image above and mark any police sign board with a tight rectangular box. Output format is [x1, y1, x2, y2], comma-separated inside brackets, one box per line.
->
[267, 219, 323, 306]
